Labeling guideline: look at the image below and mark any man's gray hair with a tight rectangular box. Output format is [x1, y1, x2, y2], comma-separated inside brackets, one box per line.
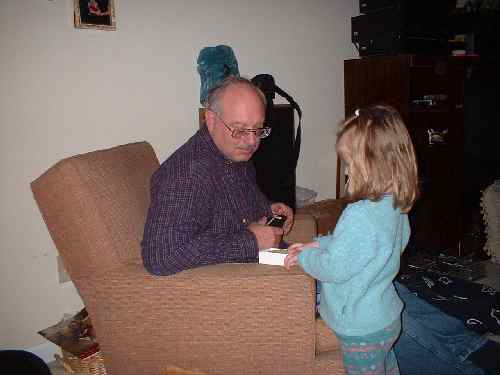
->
[205, 75, 267, 114]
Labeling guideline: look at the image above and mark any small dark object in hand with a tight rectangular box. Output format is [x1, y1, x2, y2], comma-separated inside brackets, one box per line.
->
[266, 214, 286, 228]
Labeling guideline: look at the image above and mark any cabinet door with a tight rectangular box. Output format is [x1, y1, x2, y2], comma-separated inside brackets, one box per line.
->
[341, 56, 411, 197]
[410, 110, 464, 253]
[344, 56, 466, 255]
[344, 55, 410, 116]
[408, 62, 465, 253]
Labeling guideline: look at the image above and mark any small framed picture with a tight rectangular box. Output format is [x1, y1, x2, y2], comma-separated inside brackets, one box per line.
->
[74, 0, 116, 31]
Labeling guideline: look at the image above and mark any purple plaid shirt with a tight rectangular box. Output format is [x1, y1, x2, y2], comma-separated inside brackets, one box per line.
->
[141, 126, 272, 275]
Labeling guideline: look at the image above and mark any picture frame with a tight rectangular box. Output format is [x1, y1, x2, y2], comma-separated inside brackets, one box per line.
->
[74, 0, 116, 31]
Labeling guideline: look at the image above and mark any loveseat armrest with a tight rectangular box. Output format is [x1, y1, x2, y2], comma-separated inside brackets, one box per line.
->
[284, 212, 317, 244]
[76, 262, 317, 375]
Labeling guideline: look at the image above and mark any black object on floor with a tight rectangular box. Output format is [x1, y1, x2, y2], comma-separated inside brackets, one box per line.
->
[0, 350, 52, 375]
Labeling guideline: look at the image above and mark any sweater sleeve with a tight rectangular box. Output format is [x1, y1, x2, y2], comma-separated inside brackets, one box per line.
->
[298, 205, 377, 283]
[141, 164, 259, 276]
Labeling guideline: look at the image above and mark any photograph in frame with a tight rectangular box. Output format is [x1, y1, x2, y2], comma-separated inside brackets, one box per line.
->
[74, 0, 116, 31]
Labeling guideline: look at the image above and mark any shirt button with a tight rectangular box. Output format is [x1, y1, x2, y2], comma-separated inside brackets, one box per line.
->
[242, 218, 248, 225]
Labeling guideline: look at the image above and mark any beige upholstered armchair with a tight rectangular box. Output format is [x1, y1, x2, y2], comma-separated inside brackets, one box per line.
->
[31, 142, 344, 375]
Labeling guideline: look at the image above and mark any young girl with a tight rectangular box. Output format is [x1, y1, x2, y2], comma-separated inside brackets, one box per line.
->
[285, 105, 419, 375]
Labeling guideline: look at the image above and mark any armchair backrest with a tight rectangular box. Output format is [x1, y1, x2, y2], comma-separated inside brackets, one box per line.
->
[31, 142, 159, 281]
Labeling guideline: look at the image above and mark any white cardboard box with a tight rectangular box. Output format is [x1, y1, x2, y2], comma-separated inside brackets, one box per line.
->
[258, 248, 288, 266]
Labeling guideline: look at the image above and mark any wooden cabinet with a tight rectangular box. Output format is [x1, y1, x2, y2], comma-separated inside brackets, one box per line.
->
[344, 55, 469, 255]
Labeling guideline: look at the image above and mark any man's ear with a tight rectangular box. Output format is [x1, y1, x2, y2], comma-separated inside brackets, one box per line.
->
[205, 109, 216, 132]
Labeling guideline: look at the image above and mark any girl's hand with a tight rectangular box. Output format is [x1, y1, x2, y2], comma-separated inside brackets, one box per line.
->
[284, 241, 319, 270]
[284, 243, 304, 270]
[284, 253, 299, 270]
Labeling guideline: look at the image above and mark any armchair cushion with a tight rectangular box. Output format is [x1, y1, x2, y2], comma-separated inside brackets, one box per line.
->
[31, 142, 159, 279]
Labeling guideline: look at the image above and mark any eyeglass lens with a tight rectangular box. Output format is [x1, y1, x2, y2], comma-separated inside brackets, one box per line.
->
[232, 128, 271, 139]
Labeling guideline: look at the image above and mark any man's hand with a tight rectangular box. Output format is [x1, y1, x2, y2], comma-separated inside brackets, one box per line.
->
[270, 202, 294, 235]
[248, 217, 284, 250]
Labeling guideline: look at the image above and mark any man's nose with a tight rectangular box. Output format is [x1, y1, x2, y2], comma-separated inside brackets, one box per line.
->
[244, 131, 259, 146]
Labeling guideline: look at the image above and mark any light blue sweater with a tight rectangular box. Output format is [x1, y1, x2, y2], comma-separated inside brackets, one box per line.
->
[298, 195, 410, 336]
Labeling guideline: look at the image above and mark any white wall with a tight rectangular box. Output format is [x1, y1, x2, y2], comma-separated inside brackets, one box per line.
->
[0, 0, 357, 349]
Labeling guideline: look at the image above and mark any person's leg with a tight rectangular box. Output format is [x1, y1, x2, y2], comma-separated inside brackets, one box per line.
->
[395, 282, 486, 375]
[337, 319, 401, 375]
[385, 348, 399, 375]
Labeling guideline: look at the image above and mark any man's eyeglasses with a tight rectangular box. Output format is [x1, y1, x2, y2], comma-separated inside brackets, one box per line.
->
[210, 110, 271, 139]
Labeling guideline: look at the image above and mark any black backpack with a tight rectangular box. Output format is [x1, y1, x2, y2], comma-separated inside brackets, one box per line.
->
[251, 74, 302, 209]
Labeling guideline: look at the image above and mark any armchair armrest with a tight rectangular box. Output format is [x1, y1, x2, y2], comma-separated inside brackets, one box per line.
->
[76, 262, 317, 375]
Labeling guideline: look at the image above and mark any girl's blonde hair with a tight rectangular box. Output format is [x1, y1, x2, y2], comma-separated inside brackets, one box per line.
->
[336, 105, 419, 213]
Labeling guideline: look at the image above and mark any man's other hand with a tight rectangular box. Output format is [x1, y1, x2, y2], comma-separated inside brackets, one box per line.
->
[248, 217, 284, 250]
[270, 202, 294, 235]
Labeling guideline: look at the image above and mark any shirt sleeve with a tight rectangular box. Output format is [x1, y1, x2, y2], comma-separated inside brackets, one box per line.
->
[141, 164, 259, 276]
[298, 205, 377, 283]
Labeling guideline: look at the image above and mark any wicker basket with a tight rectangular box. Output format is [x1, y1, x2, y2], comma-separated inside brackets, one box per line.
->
[55, 350, 107, 375]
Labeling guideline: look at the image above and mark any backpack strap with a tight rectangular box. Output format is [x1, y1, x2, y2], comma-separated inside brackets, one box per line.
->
[251, 74, 302, 171]
[274, 85, 302, 170]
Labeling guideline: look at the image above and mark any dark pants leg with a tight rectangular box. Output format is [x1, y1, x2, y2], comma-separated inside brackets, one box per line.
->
[394, 282, 486, 375]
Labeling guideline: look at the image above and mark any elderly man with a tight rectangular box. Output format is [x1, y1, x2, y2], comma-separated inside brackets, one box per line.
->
[141, 76, 293, 276]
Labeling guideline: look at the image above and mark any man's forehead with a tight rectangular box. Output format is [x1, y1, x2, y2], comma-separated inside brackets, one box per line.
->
[222, 84, 263, 105]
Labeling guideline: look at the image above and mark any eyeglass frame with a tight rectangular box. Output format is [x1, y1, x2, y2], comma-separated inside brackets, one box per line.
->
[208, 109, 272, 139]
